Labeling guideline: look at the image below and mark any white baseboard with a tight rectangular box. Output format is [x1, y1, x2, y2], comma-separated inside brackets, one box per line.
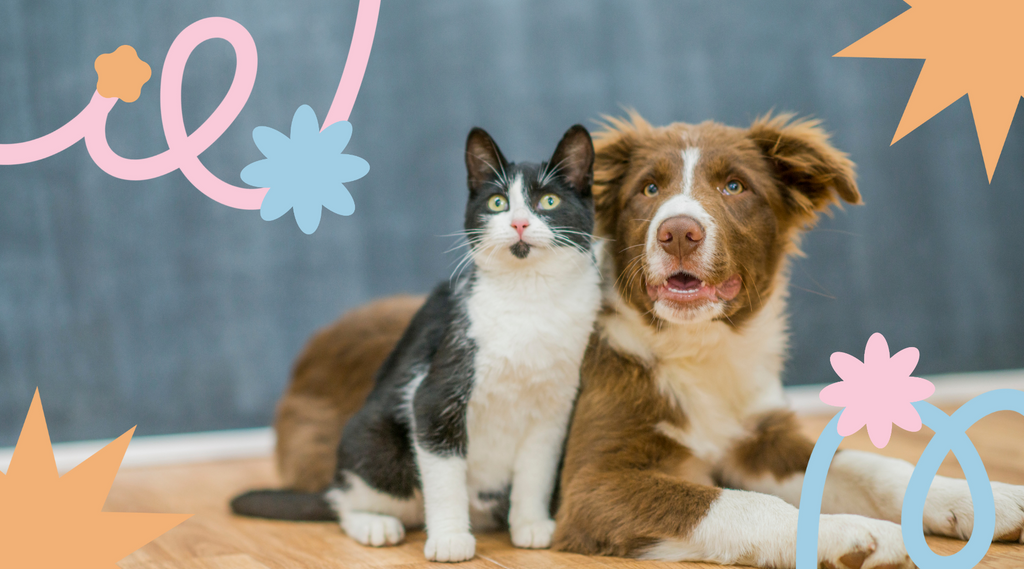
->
[0, 427, 274, 475]
[2, 368, 1023, 474]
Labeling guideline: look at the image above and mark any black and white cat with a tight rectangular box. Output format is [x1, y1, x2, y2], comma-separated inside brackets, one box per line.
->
[269, 125, 601, 562]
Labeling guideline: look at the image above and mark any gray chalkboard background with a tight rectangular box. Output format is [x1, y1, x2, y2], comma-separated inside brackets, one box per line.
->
[2, 0, 1022, 446]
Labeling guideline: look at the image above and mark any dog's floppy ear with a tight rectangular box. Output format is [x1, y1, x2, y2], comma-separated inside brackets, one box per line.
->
[547, 124, 594, 196]
[592, 111, 651, 233]
[465, 127, 509, 193]
[747, 114, 861, 222]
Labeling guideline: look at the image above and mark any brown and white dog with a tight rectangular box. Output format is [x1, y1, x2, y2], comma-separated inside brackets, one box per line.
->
[267, 113, 1024, 568]
[551, 112, 1024, 568]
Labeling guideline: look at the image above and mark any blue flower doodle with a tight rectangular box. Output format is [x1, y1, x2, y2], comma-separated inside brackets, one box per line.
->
[241, 105, 369, 234]
[796, 333, 1024, 569]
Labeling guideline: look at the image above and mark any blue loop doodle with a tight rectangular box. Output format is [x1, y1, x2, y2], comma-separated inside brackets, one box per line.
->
[796, 388, 1024, 569]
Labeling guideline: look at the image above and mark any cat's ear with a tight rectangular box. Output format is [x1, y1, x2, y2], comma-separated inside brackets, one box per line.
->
[465, 127, 509, 193]
[547, 124, 594, 196]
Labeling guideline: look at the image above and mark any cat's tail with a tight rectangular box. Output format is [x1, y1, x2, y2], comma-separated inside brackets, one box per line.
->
[229, 488, 336, 521]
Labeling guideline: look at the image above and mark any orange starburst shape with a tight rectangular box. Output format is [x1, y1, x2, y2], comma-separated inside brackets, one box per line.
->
[0, 390, 191, 569]
[835, 0, 1024, 182]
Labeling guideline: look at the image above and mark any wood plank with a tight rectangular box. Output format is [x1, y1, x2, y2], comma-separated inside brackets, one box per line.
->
[121, 554, 272, 569]
[109, 404, 1024, 568]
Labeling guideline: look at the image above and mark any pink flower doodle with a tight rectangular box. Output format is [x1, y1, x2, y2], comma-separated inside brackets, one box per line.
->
[819, 332, 935, 448]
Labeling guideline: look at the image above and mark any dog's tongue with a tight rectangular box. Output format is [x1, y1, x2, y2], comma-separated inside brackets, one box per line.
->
[653, 273, 744, 303]
[667, 273, 702, 292]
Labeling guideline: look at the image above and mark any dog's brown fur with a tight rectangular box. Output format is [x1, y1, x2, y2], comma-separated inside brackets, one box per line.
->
[553, 335, 722, 556]
[274, 294, 424, 491]
[551, 112, 859, 556]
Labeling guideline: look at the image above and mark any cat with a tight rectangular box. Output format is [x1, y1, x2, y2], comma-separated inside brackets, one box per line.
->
[232, 124, 602, 563]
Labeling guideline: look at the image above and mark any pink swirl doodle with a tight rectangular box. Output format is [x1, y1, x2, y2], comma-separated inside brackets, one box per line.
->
[0, 0, 379, 211]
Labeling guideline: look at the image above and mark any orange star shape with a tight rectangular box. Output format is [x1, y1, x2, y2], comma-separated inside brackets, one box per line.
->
[835, 0, 1024, 182]
[94, 45, 152, 103]
[0, 390, 190, 569]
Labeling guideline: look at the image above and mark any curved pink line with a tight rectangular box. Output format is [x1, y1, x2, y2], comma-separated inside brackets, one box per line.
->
[323, 0, 380, 128]
[0, 95, 104, 165]
[158, 17, 265, 209]
[83, 93, 181, 179]
[160, 17, 257, 152]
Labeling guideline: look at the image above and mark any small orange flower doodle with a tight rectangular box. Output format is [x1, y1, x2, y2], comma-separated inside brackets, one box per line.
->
[836, 0, 1024, 182]
[94, 45, 152, 103]
[0, 390, 190, 569]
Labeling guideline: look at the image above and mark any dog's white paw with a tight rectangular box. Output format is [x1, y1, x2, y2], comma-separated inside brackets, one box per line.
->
[424, 532, 476, 562]
[924, 479, 1024, 542]
[818, 515, 914, 569]
[341, 512, 406, 547]
[511, 518, 556, 549]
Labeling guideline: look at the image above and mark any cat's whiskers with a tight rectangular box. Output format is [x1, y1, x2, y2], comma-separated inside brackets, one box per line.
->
[438, 229, 488, 239]
[445, 241, 474, 254]
[449, 250, 477, 285]
[550, 235, 590, 275]
[552, 235, 591, 261]
[449, 235, 488, 284]
[548, 226, 595, 239]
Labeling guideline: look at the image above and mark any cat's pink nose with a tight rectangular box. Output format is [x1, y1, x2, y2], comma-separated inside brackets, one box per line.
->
[511, 218, 529, 238]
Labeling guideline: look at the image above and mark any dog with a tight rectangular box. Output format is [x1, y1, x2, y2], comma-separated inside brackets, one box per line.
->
[550, 112, 1024, 568]
[265, 113, 1024, 568]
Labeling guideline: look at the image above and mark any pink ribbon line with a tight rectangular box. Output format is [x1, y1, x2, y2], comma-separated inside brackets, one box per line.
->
[0, 0, 380, 211]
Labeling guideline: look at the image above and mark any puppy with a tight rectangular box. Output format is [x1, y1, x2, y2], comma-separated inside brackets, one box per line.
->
[551, 112, 1024, 568]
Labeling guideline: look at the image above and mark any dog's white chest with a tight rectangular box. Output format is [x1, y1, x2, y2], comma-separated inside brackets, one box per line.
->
[652, 344, 787, 464]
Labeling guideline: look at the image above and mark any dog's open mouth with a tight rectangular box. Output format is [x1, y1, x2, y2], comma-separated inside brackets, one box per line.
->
[647, 272, 742, 305]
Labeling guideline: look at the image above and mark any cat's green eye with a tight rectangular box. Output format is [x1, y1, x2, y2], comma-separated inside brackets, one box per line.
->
[488, 195, 508, 212]
[537, 194, 561, 210]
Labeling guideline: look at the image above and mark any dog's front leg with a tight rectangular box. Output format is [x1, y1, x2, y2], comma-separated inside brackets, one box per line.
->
[649, 488, 915, 569]
[821, 450, 1024, 543]
[557, 467, 913, 569]
[722, 410, 1024, 544]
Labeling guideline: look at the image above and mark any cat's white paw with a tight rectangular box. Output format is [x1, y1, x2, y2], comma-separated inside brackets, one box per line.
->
[511, 518, 556, 549]
[924, 479, 1024, 542]
[424, 532, 476, 562]
[818, 515, 914, 569]
[341, 512, 405, 547]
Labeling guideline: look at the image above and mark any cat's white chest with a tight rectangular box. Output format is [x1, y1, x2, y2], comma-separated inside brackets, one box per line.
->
[461, 262, 601, 499]
[465, 265, 601, 373]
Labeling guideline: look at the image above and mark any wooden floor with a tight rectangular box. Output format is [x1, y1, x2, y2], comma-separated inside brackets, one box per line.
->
[109, 404, 1024, 569]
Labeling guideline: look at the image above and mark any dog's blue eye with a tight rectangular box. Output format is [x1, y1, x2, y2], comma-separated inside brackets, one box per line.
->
[722, 180, 745, 195]
[643, 183, 658, 197]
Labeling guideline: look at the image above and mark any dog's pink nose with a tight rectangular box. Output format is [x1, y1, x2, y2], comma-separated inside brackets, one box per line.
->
[512, 218, 530, 238]
[657, 216, 704, 258]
